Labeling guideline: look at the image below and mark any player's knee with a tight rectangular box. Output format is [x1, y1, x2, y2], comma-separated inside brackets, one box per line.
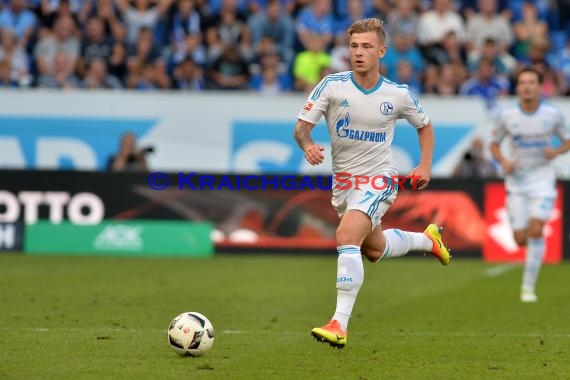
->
[336, 225, 357, 246]
[528, 225, 543, 239]
[361, 247, 382, 263]
[513, 232, 527, 247]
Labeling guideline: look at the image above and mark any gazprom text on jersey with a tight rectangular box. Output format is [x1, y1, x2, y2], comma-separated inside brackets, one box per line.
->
[339, 129, 387, 142]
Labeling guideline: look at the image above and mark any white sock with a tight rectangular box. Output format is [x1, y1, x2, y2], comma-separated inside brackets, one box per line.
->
[522, 238, 545, 292]
[381, 229, 433, 259]
[332, 245, 363, 331]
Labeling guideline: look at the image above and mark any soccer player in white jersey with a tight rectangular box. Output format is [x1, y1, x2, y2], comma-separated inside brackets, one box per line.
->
[293, 18, 451, 348]
[490, 67, 570, 303]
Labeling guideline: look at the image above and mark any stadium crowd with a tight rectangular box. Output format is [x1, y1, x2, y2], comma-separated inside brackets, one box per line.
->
[0, 0, 569, 104]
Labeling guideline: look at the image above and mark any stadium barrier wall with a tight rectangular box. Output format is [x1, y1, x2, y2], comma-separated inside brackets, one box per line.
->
[1, 90, 570, 178]
[25, 221, 213, 257]
[0, 170, 567, 261]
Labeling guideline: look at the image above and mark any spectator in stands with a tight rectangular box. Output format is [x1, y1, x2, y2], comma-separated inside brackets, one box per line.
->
[436, 63, 461, 95]
[557, 0, 570, 34]
[34, 15, 80, 78]
[460, 0, 509, 19]
[248, 0, 297, 15]
[0, 0, 564, 97]
[333, 0, 369, 21]
[395, 59, 421, 94]
[295, 0, 334, 51]
[250, 65, 282, 94]
[422, 63, 462, 95]
[107, 42, 128, 81]
[79, 17, 114, 75]
[465, 0, 513, 52]
[249, 49, 292, 93]
[134, 66, 153, 90]
[35, 0, 84, 22]
[170, 0, 201, 48]
[459, 58, 509, 109]
[531, 61, 567, 97]
[114, 0, 174, 48]
[335, 0, 365, 36]
[36, 0, 83, 34]
[330, 32, 350, 73]
[0, 0, 36, 50]
[201, 0, 247, 35]
[238, 21, 256, 63]
[555, 38, 570, 95]
[130, 60, 169, 90]
[252, 34, 275, 57]
[516, 35, 551, 71]
[88, 0, 125, 43]
[467, 37, 516, 76]
[293, 33, 331, 92]
[172, 56, 204, 90]
[36, 51, 80, 88]
[512, 1, 548, 59]
[125, 56, 144, 88]
[203, 26, 224, 65]
[216, 3, 248, 47]
[248, 0, 295, 64]
[127, 27, 161, 64]
[425, 30, 467, 68]
[81, 58, 123, 89]
[386, 0, 418, 40]
[153, 58, 172, 88]
[207, 44, 250, 90]
[0, 59, 18, 87]
[107, 132, 151, 172]
[416, 0, 465, 56]
[0, 28, 30, 86]
[366, 0, 391, 20]
[421, 64, 440, 94]
[202, 0, 249, 19]
[170, 31, 206, 66]
[381, 30, 424, 81]
[453, 137, 497, 178]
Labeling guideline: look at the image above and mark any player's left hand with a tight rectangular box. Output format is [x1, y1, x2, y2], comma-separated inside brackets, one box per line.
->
[408, 165, 431, 190]
[544, 147, 558, 160]
[304, 144, 325, 165]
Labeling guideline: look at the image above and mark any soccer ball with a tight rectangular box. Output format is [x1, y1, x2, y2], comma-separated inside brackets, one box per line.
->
[167, 312, 215, 357]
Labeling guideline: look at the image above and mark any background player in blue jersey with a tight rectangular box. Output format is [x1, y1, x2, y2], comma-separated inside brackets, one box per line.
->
[490, 67, 570, 303]
[293, 18, 451, 348]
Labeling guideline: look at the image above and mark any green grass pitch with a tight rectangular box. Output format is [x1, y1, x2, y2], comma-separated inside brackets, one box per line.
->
[1, 254, 569, 379]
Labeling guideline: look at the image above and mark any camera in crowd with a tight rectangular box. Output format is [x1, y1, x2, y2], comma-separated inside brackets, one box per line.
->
[127, 145, 155, 164]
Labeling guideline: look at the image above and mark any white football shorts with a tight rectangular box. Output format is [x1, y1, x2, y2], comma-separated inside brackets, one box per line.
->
[332, 182, 398, 229]
[506, 193, 556, 231]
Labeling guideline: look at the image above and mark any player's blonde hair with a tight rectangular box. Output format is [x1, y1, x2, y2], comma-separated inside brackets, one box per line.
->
[347, 18, 386, 43]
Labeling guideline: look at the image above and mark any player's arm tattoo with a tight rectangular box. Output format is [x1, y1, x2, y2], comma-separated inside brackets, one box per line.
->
[293, 119, 316, 150]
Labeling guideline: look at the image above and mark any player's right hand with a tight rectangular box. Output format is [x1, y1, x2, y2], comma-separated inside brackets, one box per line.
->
[501, 160, 515, 175]
[304, 144, 325, 165]
[544, 147, 558, 160]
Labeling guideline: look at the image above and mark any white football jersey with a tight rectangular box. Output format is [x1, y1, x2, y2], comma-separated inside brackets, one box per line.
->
[492, 101, 569, 195]
[298, 71, 430, 179]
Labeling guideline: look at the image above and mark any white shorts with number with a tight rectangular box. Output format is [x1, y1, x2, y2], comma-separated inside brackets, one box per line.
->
[332, 183, 398, 229]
